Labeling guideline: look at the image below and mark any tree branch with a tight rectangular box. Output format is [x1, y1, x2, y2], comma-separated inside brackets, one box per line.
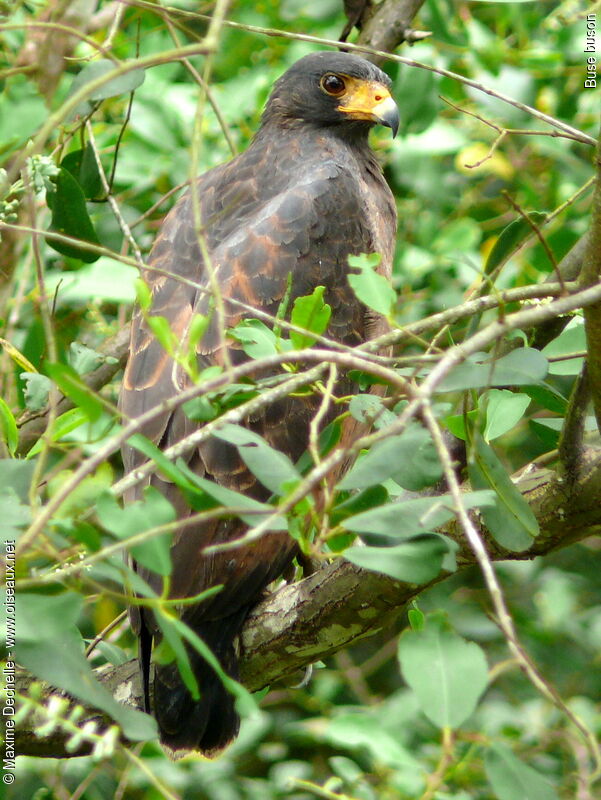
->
[355, 0, 428, 63]
[15, 446, 601, 758]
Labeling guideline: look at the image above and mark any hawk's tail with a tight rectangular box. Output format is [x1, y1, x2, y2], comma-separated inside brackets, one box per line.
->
[151, 609, 248, 755]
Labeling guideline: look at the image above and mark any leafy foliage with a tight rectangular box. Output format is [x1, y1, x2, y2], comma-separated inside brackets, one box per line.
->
[2, 1, 600, 798]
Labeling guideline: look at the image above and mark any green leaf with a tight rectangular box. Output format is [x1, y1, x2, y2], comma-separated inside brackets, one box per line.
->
[344, 534, 453, 583]
[522, 384, 567, 415]
[135, 279, 152, 312]
[436, 348, 548, 392]
[394, 64, 439, 137]
[324, 713, 424, 777]
[96, 487, 174, 576]
[68, 342, 111, 376]
[126, 434, 199, 492]
[398, 612, 489, 729]
[330, 484, 389, 526]
[213, 423, 301, 496]
[145, 315, 177, 355]
[389, 429, 443, 491]
[348, 394, 396, 430]
[61, 144, 102, 199]
[343, 490, 494, 537]
[408, 604, 425, 631]
[484, 389, 530, 441]
[153, 611, 200, 701]
[0, 487, 31, 541]
[21, 372, 52, 412]
[182, 395, 218, 422]
[45, 361, 104, 422]
[230, 319, 278, 359]
[485, 743, 559, 800]
[339, 425, 442, 491]
[529, 419, 560, 449]
[468, 434, 538, 551]
[542, 321, 586, 376]
[47, 463, 114, 519]
[26, 408, 89, 457]
[484, 212, 547, 275]
[54, 518, 101, 552]
[443, 409, 479, 441]
[46, 167, 101, 263]
[188, 313, 210, 355]
[44, 257, 138, 306]
[290, 286, 331, 349]
[175, 459, 287, 531]
[16, 592, 156, 741]
[0, 398, 18, 454]
[347, 253, 395, 316]
[69, 59, 146, 116]
[0, 458, 36, 502]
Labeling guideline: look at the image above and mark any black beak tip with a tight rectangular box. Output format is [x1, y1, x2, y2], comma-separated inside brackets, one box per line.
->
[379, 104, 400, 138]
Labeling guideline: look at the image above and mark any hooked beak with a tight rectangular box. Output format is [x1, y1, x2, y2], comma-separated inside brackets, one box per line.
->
[372, 95, 400, 138]
[337, 79, 400, 138]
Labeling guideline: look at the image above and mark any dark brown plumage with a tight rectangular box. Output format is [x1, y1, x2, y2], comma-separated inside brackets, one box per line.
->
[119, 51, 398, 754]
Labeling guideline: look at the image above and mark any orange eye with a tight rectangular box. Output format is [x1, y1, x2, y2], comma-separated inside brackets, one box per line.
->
[321, 74, 346, 96]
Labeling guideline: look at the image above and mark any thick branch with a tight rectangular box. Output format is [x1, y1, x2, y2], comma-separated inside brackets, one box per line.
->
[15, 447, 601, 758]
[355, 1, 427, 64]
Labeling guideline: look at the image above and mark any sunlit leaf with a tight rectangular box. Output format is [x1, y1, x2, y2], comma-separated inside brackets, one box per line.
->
[230, 319, 279, 359]
[290, 285, 331, 349]
[484, 389, 530, 441]
[347, 253, 395, 316]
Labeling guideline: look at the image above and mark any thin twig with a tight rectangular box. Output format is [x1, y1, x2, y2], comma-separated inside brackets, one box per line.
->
[502, 191, 565, 292]
[86, 121, 144, 266]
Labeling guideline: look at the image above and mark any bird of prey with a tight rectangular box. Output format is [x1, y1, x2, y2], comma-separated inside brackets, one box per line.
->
[120, 50, 398, 754]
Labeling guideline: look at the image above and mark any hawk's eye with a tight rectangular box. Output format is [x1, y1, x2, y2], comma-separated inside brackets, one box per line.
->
[321, 74, 346, 96]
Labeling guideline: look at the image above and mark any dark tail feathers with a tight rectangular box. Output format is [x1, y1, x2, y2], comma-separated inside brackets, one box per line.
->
[152, 609, 248, 754]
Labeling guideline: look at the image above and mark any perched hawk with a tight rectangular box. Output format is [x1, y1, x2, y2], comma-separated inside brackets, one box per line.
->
[120, 51, 398, 754]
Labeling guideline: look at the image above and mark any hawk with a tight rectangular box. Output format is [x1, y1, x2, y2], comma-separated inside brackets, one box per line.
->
[120, 51, 398, 754]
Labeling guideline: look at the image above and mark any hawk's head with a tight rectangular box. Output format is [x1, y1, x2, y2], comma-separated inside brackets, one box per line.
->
[262, 51, 399, 138]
